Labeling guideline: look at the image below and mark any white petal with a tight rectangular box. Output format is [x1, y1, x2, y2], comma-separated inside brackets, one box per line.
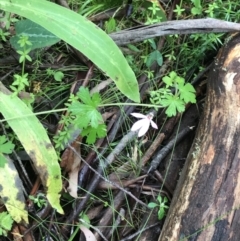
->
[150, 120, 158, 129]
[138, 121, 150, 137]
[131, 113, 147, 119]
[131, 119, 146, 131]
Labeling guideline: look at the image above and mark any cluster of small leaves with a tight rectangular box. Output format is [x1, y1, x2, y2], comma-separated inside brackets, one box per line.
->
[29, 193, 48, 209]
[148, 195, 169, 220]
[0, 135, 15, 167]
[46, 68, 64, 82]
[61, 87, 107, 145]
[53, 100, 78, 150]
[150, 71, 196, 117]
[0, 211, 14, 237]
[10, 35, 32, 96]
[54, 87, 107, 149]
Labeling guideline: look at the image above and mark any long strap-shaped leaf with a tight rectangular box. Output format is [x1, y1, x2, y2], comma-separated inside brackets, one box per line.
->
[0, 82, 63, 214]
[0, 0, 140, 102]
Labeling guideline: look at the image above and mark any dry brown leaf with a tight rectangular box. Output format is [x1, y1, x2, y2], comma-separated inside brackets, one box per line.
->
[67, 144, 81, 198]
[90, 79, 112, 94]
[80, 225, 97, 241]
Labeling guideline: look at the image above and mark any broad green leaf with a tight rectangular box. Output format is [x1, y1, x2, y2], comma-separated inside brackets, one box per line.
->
[0, 0, 140, 102]
[10, 19, 60, 50]
[0, 155, 28, 223]
[0, 82, 63, 214]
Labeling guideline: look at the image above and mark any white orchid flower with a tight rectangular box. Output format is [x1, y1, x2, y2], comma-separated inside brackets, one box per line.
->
[130, 112, 158, 137]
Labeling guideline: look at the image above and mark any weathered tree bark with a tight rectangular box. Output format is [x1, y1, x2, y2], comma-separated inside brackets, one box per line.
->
[158, 33, 240, 241]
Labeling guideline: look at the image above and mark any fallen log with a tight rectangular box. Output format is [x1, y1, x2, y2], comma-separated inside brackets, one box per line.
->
[158, 33, 240, 241]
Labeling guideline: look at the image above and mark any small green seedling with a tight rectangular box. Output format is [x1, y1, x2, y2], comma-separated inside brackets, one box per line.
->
[46, 68, 64, 82]
[148, 195, 169, 220]
[0, 211, 14, 237]
[29, 193, 47, 209]
[10, 35, 32, 96]
[150, 71, 196, 117]
[0, 135, 15, 167]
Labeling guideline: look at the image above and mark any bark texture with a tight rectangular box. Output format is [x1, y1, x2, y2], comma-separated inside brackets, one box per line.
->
[158, 33, 240, 241]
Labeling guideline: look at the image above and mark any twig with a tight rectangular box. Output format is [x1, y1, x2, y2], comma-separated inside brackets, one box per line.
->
[119, 222, 160, 241]
[110, 18, 240, 45]
[148, 126, 195, 173]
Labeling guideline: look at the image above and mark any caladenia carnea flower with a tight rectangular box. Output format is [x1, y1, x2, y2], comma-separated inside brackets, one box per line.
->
[130, 112, 158, 137]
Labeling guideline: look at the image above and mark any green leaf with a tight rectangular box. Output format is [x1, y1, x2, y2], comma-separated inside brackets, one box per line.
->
[163, 196, 168, 203]
[0, 155, 28, 223]
[0, 136, 15, 154]
[69, 87, 103, 129]
[146, 50, 163, 68]
[81, 124, 107, 144]
[0, 136, 15, 167]
[157, 195, 163, 204]
[147, 202, 158, 209]
[178, 83, 196, 103]
[77, 87, 100, 107]
[0, 212, 14, 236]
[161, 95, 185, 117]
[162, 71, 177, 87]
[0, 0, 140, 102]
[0, 82, 63, 214]
[70, 102, 102, 129]
[127, 44, 141, 53]
[191, 0, 202, 15]
[10, 19, 60, 51]
[158, 208, 165, 220]
[68, 88, 107, 144]
[191, 7, 202, 15]
[54, 71, 64, 82]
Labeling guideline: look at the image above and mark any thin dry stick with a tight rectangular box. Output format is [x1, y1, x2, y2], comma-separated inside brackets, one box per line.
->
[119, 222, 160, 241]
[149, 126, 195, 173]
[141, 115, 179, 166]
